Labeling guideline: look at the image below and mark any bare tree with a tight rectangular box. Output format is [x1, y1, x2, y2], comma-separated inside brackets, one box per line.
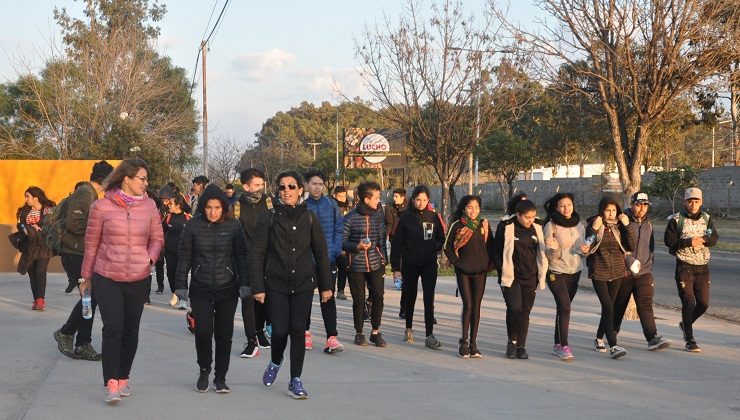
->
[514, 0, 740, 197]
[207, 135, 243, 187]
[355, 0, 526, 220]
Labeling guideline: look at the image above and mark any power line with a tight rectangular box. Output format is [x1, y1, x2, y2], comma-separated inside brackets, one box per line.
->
[207, 0, 231, 47]
[204, 0, 230, 46]
[188, 0, 230, 98]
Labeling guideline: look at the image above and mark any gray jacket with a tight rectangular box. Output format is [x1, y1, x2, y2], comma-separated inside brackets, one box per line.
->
[625, 208, 654, 276]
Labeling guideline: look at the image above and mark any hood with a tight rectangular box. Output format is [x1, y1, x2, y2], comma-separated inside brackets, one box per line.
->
[198, 184, 230, 220]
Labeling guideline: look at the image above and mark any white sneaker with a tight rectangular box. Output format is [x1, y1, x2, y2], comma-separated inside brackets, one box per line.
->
[609, 345, 627, 359]
[170, 293, 179, 306]
[178, 300, 188, 310]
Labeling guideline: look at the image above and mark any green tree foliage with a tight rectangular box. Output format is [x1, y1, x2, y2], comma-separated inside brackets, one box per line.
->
[645, 167, 699, 213]
[477, 130, 535, 200]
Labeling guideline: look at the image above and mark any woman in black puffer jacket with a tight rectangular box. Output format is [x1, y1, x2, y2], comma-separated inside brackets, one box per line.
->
[175, 184, 249, 394]
[250, 171, 332, 400]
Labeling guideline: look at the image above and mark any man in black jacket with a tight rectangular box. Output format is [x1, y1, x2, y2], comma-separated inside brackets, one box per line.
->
[233, 168, 272, 357]
[53, 160, 113, 361]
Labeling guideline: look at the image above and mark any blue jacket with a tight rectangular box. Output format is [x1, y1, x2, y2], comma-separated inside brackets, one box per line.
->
[305, 195, 343, 261]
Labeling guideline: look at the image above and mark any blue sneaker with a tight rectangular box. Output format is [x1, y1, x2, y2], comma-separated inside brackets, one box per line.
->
[287, 377, 308, 399]
[394, 277, 403, 290]
[262, 359, 283, 387]
[265, 324, 272, 338]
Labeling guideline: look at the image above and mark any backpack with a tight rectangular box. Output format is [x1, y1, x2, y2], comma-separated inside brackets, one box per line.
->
[42, 196, 72, 254]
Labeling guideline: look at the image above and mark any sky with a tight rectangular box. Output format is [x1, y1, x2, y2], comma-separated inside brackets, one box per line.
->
[0, 0, 543, 150]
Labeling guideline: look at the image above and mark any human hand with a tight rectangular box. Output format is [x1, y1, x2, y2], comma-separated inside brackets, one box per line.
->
[320, 290, 333, 303]
[580, 244, 591, 254]
[691, 237, 705, 248]
[78, 279, 91, 296]
[357, 241, 371, 251]
[618, 214, 629, 226]
[592, 216, 603, 231]
[545, 238, 558, 250]
[253, 292, 266, 303]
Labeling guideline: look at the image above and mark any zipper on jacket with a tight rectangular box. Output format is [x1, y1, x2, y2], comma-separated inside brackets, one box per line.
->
[126, 209, 131, 278]
[364, 215, 371, 271]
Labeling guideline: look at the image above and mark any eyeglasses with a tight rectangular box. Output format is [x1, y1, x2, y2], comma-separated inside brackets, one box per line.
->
[278, 184, 298, 191]
[133, 175, 148, 182]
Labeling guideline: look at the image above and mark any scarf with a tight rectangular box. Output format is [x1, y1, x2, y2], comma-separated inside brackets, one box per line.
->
[113, 188, 144, 207]
[243, 190, 263, 204]
[356, 201, 377, 216]
[545, 210, 581, 228]
[453, 216, 489, 257]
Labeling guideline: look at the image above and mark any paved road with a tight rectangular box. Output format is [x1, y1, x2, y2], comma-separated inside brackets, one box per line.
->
[2, 272, 740, 420]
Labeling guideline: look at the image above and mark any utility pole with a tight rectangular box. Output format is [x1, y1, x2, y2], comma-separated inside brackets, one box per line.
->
[335, 110, 340, 180]
[307, 142, 321, 160]
[201, 41, 209, 177]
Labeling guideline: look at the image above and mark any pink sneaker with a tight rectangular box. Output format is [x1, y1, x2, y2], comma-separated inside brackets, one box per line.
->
[553, 344, 574, 361]
[324, 336, 344, 354]
[118, 379, 131, 397]
[305, 331, 313, 350]
[105, 379, 121, 404]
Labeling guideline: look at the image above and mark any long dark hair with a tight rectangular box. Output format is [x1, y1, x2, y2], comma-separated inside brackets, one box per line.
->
[452, 195, 482, 221]
[597, 195, 623, 218]
[104, 158, 149, 192]
[506, 192, 528, 215]
[172, 193, 191, 214]
[17, 186, 57, 219]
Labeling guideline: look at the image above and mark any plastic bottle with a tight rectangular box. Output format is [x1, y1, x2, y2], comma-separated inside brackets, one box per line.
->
[81, 288, 93, 320]
[584, 234, 597, 246]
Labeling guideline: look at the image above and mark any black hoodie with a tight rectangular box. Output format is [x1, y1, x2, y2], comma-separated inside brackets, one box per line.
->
[175, 184, 249, 299]
[390, 206, 445, 271]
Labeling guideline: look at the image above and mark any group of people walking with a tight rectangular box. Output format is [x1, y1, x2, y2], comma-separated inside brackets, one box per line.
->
[12, 158, 719, 404]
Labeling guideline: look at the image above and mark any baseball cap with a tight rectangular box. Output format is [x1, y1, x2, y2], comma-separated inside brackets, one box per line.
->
[684, 187, 702, 201]
[630, 192, 651, 205]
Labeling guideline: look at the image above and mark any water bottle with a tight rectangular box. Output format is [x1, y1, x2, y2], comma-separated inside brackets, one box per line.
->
[81, 288, 93, 320]
[584, 234, 596, 246]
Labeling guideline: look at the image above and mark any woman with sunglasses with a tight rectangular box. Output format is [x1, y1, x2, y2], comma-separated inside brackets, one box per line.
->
[251, 171, 333, 399]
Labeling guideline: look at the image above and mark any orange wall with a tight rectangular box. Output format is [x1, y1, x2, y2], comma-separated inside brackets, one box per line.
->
[1, 160, 120, 272]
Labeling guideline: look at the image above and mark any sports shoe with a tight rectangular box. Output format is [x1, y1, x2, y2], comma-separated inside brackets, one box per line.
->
[336, 290, 347, 300]
[404, 328, 414, 343]
[196, 369, 210, 393]
[647, 336, 671, 351]
[458, 339, 470, 358]
[516, 346, 529, 359]
[287, 377, 308, 399]
[304, 331, 313, 350]
[398, 310, 406, 319]
[609, 345, 627, 359]
[594, 338, 607, 352]
[257, 332, 271, 349]
[354, 333, 368, 346]
[169, 293, 179, 306]
[240, 339, 259, 358]
[469, 342, 482, 358]
[263, 359, 283, 387]
[64, 283, 76, 294]
[506, 341, 516, 359]
[393, 276, 403, 290]
[324, 336, 344, 354]
[685, 340, 701, 353]
[118, 379, 131, 397]
[144, 296, 151, 305]
[105, 379, 121, 404]
[369, 332, 387, 347]
[265, 324, 272, 338]
[433, 317, 438, 325]
[36, 297, 45, 311]
[214, 376, 230, 393]
[425, 334, 442, 349]
[74, 344, 102, 361]
[155, 287, 164, 295]
[53, 329, 75, 358]
[32, 299, 38, 310]
[178, 300, 188, 310]
[553, 344, 574, 361]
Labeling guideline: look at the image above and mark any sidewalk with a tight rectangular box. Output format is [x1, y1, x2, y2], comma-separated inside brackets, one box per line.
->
[1, 271, 739, 420]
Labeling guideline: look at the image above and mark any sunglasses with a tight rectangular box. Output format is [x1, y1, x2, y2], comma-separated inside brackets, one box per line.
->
[278, 184, 299, 191]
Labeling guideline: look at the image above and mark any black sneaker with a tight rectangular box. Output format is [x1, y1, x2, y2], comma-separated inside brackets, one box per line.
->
[506, 341, 516, 359]
[685, 340, 701, 353]
[256, 332, 271, 349]
[516, 346, 529, 359]
[196, 369, 210, 393]
[240, 339, 258, 358]
[469, 342, 482, 358]
[647, 336, 671, 351]
[53, 328, 75, 358]
[74, 344, 102, 361]
[64, 283, 76, 294]
[145, 296, 151, 305]
[369, 332, 387, 347]
[155, 288, 164, 295]
[398, 310, 405, 319]
[354, 333, 368, 346]
[214, 376, 230, 393]
[433, 317, 438, 325]
[458, 339, 470, 358]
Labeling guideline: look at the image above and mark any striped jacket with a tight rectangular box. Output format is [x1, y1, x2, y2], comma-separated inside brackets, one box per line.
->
[343, 204, 387, 272]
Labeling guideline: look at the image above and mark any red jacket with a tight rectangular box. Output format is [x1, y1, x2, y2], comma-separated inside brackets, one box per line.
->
[81, 190, 164, 282]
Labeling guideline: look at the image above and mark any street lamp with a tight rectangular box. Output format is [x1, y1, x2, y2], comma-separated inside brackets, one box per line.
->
[448, 46, 514, 194]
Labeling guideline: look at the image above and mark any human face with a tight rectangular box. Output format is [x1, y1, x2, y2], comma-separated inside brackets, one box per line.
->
[516, 210, 536, 228]
[225, 188, 234, 198]
[602, 204, 618, 222]
[334, 191, 347, 202]
[464, 200, 480, 220]
[123, 168, 148, 196]
[167, 201, 182, 214]
[557, 197, 574, 219]
[24, 192, 39, 207]
[204, 198, 223, 222]
[631, 203, 649, 220]
[161, 197, 172, 207]
[685, 198, 702, 215]
[413, 193, 429, 211]
[192, 182, 205, 196]
[306, 176, 325, 199]
[393, 193, 405, 205]
[363, 190, 381, 210]
[278, 176, 302, 206]
[243, 177, 265, 193]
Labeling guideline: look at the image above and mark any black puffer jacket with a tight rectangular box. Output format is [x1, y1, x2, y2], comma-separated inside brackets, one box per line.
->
[249, 202, 332, 295]
[175, 185, 249, 297]
[390, 206, 445, 271]
[343, 203, 387, 272]
[234, 192, 272, 243]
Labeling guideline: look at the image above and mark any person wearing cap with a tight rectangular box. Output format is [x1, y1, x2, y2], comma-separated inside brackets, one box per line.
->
[664, 187, 718, 352]
[605, 192, 671, 351]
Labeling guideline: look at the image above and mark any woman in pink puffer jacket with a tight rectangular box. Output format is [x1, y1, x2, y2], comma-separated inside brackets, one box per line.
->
[79, 158, 164, 405]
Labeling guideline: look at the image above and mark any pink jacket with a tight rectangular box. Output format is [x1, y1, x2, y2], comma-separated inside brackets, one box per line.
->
[81, 190, 164, 282]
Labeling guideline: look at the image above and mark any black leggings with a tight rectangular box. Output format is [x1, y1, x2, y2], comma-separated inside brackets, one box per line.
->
[336, 254, 348, 292]
[456, 271, 486, 342]
[402, 263, 438, 336]
[546, 271, 580, 346]
[190, 295, 238, 378]
[164, 251, 178, 293]
[155, 255, 164, 290]
[675, 262, 710, 341]
[347, 268, 385, 333]
[500, 279, 537, 347]
[94, 274, 148, 385]
[306, 263, 338, 337]
[607, 273, 658, 342]
[268, 289, 314, 379]
[242, 297, 269, 339]
[592, 278, 624, 347]
[27, 258, 49, 299]
[60, 253, 96, 347]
